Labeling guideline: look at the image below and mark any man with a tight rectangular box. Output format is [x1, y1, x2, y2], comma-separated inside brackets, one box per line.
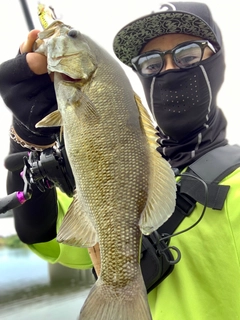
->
[113, 2, 240, 319]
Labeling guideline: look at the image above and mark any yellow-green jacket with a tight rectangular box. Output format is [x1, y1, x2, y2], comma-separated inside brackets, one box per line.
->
[28, 168, 240, 320]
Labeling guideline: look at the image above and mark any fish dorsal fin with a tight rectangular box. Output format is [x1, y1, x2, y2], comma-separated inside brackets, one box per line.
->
[134, 93, 176, 235]
[57, 190, 98, 247]
[35, 110, 62, 127]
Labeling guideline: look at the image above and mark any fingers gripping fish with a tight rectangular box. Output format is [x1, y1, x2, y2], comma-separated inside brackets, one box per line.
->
[35, 4, 176, 320]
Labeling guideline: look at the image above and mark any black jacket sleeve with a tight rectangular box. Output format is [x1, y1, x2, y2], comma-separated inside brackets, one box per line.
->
[0, 53, 60, 243]
[6, 139, 58, 244]
[0, 52, 59, 145]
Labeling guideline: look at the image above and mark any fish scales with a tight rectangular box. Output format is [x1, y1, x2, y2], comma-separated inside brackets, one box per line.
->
[62, 37, 150, 289]
[35, 13, 176, 320]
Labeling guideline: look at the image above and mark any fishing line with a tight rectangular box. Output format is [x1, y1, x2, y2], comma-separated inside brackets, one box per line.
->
[160, 172, 208, 242]
[151, 172, 208, 265]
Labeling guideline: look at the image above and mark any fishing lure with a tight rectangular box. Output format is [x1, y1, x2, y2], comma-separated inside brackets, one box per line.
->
[38, 3, 57, 29]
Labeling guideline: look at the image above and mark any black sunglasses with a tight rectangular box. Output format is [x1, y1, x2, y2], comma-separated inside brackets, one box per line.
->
[131, 40, 216, 77]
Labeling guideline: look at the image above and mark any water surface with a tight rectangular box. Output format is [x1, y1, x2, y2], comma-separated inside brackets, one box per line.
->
[0, 247, 93, 319]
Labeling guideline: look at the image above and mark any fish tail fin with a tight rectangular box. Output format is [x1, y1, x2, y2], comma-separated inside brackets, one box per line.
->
[79, 270, 152, 320]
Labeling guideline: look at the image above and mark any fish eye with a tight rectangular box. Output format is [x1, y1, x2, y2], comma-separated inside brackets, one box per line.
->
[68, 29, 79, 38]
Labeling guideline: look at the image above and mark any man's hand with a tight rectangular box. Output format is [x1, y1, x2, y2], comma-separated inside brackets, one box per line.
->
[20, 29, 40, 53]
[20, 29, 49, 76]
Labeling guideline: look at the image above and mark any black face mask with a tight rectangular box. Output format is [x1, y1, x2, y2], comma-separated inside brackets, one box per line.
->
[148, 67, 212, 141]
[138, 49, 228, 168]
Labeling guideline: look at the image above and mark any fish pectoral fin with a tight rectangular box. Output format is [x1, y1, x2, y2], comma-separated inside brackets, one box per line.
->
[76, 91, 101, 123]
[35, 110, 62, 127]
[134, 93, 176, 235]
[57, 191, 98, 247]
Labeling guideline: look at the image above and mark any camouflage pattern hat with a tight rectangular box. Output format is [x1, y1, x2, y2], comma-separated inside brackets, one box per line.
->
[113, 2, 222, 67]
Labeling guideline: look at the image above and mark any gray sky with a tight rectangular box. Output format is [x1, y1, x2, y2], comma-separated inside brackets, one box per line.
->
[0, 0, 239, 234]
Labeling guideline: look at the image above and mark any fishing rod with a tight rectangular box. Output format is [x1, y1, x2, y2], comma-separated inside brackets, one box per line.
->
[0, 1, 34, 215]
[19, 0, 35, 31]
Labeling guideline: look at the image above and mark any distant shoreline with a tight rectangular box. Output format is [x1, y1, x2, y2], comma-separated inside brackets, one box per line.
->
[0, 234, 26, 248]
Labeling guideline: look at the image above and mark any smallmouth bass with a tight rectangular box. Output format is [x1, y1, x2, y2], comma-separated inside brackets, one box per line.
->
[35, 6, 176, 320]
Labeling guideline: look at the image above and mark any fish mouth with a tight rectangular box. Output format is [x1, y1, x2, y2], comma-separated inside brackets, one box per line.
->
[61, 74, 82, 83]
[54, 72, 91, 86]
